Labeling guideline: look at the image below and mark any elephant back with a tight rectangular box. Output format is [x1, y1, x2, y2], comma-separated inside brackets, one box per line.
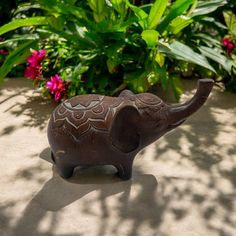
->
[50, 94, 125, 139]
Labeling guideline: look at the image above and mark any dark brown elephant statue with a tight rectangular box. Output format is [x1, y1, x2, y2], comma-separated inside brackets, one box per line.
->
[47, 79, 214, 180]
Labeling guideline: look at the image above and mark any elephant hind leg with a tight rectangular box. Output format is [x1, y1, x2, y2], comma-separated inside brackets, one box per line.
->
[51, 152, 74, 179]
[115, 163, 133, 181]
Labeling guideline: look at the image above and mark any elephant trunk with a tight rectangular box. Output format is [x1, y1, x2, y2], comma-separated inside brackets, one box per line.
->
[169, 79, 214, 125]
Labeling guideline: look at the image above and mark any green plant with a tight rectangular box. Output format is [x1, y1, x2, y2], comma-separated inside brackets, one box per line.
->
[0, 0, 228, 101]
[222, 9, 236, 92]
[179, 1, 236, 91]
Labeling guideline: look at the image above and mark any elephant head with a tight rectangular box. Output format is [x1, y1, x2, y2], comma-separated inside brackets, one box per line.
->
[110, 79, 214, 153]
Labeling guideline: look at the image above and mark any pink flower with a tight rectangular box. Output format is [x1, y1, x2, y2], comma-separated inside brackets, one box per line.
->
[0, 49, 8, 55]
[55, 91, 63, 102]
[223, 37, 235, 54]
[46, 74, 66, 102]
[24, 49, 46, 79]
[24, 66, 40, 79]
[27, 49, 46, 67]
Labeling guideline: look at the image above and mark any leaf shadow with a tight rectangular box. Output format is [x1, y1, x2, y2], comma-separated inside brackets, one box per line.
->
[152, 81, 236, 236]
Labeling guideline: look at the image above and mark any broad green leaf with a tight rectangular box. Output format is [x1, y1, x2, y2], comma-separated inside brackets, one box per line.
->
[0, 41, 38, 82]
[13, 3, 41, 14]
[88, 0, 105, 14]
[88, 0, 106, 22]
[199, 46, 232, 72]
[141, 30, 159, 48]
[128, 3, 148, 29]
[223, 11, 236, 36]
[200, 17, 227, 30]
[93, 12, 106, 23]
[110, 0, 127, 16]
[147, 0, 168, 29]
[168, 16, 193, 34]
[155, 52, 165, 67]
[157, 0, 194, 34]
[0, 35, 39, 47]
[192, 0, 227, 17]
[194, 33, 222, 48]
[186, 0, 198, 16]
[159, 41, 216, 72]
[0, 17, 48, 36]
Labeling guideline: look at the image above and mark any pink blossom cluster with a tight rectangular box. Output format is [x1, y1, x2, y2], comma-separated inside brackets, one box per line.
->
[0, 49, 8, 55]
[46, 74, 66, 102]
[24, 49, 46, 79]
[24, 49, 66, 102]
[223, 37, 235, 54]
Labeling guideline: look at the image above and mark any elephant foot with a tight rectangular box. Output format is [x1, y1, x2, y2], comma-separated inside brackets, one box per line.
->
[115, 164, 132, 181]
[51, 152, 74, 179]
[56, 164, 74, 179]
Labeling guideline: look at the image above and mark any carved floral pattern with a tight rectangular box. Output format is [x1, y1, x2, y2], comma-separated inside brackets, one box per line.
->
[51, 92, 168, 140]
[52, 95, 125, 138]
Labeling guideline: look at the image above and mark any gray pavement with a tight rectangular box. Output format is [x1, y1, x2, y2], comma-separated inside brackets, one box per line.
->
[0, 78, 236, 236]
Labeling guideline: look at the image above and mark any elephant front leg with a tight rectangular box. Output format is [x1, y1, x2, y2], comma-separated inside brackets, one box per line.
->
[51, 152, 74, 179]
[115, 161, 133, 180]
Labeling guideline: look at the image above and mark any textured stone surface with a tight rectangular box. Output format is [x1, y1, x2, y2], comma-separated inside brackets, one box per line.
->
[0, 78, 236, 236]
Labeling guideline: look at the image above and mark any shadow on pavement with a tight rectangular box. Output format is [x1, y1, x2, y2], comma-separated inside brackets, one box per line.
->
[9, 95, 56, 130]
[0, 78, 56, 131]
[1, 78, 236, 236]
[151, 82, 236, 236]
[12, 167, 161, 236]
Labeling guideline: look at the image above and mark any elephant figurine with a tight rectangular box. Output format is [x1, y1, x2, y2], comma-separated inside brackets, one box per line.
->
[47, 79, 213, 180]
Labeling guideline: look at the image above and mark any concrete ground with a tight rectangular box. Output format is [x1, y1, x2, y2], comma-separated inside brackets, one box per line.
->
[0, 78, 236, 236]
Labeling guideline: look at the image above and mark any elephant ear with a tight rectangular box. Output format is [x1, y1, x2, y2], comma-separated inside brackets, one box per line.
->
[110, 106, 140, 153]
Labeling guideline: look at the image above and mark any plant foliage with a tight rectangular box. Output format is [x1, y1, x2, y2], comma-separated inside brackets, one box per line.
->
[0, 0, 235, 100]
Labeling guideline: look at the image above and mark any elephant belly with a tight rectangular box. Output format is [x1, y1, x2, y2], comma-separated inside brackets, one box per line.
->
[48, 124, 121, 166]
[72, 132, 114, 165]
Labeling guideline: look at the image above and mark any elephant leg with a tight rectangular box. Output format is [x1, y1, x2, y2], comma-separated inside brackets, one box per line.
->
[115, 162, 133, 181]
[51, 152, 74, 179]
[56, 163, 74, 179]
[51, 151, 56, 163]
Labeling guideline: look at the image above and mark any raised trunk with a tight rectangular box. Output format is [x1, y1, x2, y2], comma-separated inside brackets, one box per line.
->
[169, 79, 214, 124]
